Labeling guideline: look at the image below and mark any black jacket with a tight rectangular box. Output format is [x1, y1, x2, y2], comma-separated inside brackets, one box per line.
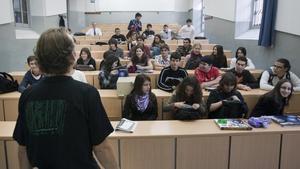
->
[123, 92, 158, 120]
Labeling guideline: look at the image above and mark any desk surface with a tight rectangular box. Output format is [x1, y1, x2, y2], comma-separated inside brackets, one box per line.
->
[0, 88, 270, 100]
[2, 120, 300, 141]
[10, 69, 263, 77]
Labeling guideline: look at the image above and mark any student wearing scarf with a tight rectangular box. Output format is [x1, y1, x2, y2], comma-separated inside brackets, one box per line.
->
[123, 74, 158, 120]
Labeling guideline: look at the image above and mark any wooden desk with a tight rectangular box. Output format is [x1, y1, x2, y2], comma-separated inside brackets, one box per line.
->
[0, 90, 123, 121]
[1, 120, 300, 169]
[9, 71, 95, 87]
[1, 89, 299, 122]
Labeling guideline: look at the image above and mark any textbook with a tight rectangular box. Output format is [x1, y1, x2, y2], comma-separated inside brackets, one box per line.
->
[115, 118, 137, 133]
[271, 115, 300, 127]
[214, 119, 252, 130]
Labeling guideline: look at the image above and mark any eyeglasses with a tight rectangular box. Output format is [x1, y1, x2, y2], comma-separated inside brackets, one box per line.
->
[273, 65, 284, 69]
[236, 63, 246, 67]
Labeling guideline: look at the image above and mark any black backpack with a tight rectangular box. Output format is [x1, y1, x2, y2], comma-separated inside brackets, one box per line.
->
[0, 72, 19, 94]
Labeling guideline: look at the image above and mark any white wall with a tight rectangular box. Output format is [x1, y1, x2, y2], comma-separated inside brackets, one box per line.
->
[175, 0, 193, 12]
[30, 0, 45, 16]
[203, 0, 236, 22]
[69, 0, 86, 12]
[275, 0, 300, 36]
[0, 0, 14, 24]
[86, 0, 192, 12]
[45, 0, 66, 16]
[235, 0, 251, 22]
[30, 0, 66, 16]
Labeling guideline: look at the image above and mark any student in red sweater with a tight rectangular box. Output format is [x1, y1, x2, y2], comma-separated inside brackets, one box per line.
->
[194, 56, 221, 88]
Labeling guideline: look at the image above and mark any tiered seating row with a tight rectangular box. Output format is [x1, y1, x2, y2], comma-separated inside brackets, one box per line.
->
[9, 70, 262, 90]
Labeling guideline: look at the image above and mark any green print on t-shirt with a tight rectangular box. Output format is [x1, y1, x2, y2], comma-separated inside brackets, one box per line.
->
[25, 100, 66, 136]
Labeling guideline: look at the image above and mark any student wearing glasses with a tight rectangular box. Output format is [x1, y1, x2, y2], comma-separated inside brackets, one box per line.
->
[260, 58, 300, 91]
[251, 79, 293, 117]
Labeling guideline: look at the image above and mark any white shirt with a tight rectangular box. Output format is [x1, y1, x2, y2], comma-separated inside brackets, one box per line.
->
[71, 70, 87, 83]
[86, 27, 102, 36]
[260, 67, 300, 91]
[230, 57, 256, 70]
[178, 25, 195, 39]
[160, 29, 172, 40]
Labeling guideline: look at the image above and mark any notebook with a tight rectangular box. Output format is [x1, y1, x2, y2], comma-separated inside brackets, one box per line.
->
[214, 119, 252, 130]
[271, 115, 300, 127]
[115, 118, 137, 133]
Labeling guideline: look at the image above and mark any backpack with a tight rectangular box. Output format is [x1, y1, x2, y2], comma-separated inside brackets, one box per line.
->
[0, 72, 19, 94]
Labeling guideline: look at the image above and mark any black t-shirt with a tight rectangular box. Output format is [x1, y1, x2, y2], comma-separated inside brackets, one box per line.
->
[206, 89, 248, 119]
[13, 76, 113, 169]
[111, 34, 127, 42]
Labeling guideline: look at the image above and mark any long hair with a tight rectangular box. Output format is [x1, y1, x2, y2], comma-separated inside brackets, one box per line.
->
[131, 45, 148, 65]
[235, 47, 247, 58]
[152, 34, 164, 47]
[101, 55, 120, 74]
[211, 45, 224, 57]
[277, 58, 291, 79]
[217, 72, 237, 92]
[264, 79, 293, 106]
[79, 47, 92, 59]
[175, 76, 203, 104]
[131, 74, 151, 96]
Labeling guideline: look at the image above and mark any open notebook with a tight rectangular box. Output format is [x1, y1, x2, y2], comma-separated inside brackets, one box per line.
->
[115, 118, 137, 133]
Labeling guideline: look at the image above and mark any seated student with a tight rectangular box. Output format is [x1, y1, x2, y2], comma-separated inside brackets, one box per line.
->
[195, 56, 221, 89]
[103, 38, 124, 59]
[210, 45, 227, 68]
[176, 38, 192, 57]
[164, 76, 206, 120]
[99, 55, 121, 89]
[230, 47, 255, 70]
[128, 35, 151, 57]
[178, 19, 195, 39]
[142, 23, 155, 39]
[85, 22, 102, 36]
[227, 56, 258, 91]
[154, 44, 171, 69]
[157, 52, 188, 92]
[260, 58, 300, 91]
[207, 72, 248, 119]
[127, 44, 153, 73]
[123, 74, 158, 120]
[127, 30, 138, 50]
[76, 47, 96, 70]
[151, 34, 165, 57]
[251, 79, 293, 117]
[160, 24, 172, 40]
[184, 43, 203, 70]
[18, 55, 44, 93]
[111, 27, 127, 44]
